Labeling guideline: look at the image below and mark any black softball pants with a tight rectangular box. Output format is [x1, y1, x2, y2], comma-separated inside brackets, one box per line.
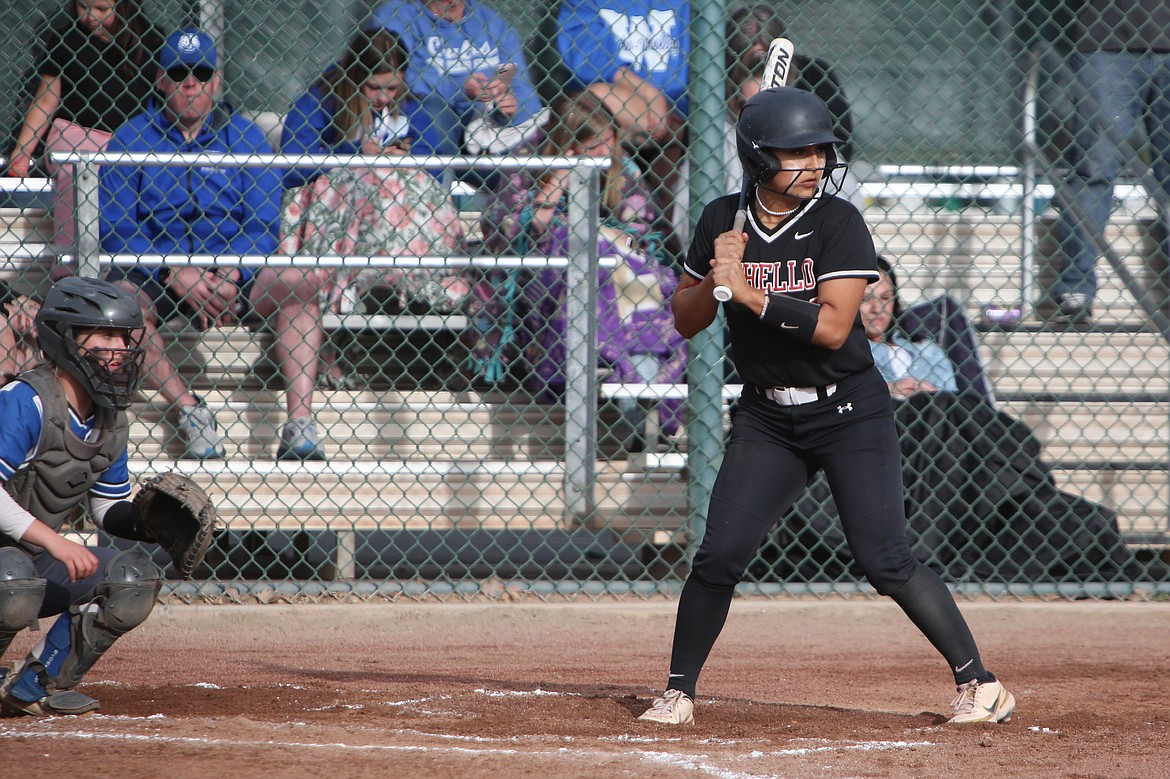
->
[664, 368, 989, 698]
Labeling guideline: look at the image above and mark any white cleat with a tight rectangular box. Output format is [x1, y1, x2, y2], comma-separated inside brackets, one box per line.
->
[948, 679, 1016, 724]
[637, 689, 695, 725]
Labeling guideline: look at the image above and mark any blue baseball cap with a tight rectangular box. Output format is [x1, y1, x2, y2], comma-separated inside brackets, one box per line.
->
[159, 29, 218, 70]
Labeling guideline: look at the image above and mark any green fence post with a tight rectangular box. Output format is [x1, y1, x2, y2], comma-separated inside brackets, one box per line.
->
[684, 0, 731, 554]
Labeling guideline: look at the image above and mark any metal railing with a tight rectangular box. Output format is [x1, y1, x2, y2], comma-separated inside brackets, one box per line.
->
[57, 149, 609, 524]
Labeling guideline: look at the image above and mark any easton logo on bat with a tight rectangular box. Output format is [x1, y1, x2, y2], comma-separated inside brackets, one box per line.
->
[762, 37, 795, 88]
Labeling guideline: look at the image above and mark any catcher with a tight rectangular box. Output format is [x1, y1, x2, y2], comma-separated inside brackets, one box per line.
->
[0, 276, 215, 717]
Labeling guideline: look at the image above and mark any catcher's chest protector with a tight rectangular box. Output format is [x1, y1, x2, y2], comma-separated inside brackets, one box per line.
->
[4, 365, 129, 545]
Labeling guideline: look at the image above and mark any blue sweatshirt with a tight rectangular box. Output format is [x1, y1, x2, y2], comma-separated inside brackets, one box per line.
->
[557, 0, 690, 114]
[281, 85, 365, 187]
[100, 101, 280, 262]
[368, 0, 542, 154]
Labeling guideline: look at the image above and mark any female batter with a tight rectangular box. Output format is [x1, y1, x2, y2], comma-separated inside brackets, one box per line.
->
[638, 87, 1015, 726]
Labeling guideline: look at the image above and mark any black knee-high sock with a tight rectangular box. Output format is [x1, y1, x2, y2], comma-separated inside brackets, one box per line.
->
[889, 565, 994, 686]
[664, 575, 736, 699]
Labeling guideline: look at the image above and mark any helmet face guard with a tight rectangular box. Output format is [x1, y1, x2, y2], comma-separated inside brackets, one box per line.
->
[35, 277, 146, 411]
[735, 86, 847, 199]
[71, 334, 146, 410]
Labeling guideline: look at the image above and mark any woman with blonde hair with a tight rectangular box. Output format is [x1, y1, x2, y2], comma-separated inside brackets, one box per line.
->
[469, 90, 685, 450]
[280, 28, 465, 386]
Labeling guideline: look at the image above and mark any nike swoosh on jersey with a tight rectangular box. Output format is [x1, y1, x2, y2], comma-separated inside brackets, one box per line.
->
[794, 230, 814, 240]
[780, 323, 799, 329]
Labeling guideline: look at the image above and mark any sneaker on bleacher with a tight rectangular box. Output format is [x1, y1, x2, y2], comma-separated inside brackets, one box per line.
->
[276, 416, 326, 461]
[178, 397, 226, 460]
[1057, 292, 1092, 324]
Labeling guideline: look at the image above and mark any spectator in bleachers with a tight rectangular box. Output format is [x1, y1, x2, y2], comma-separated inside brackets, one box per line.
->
[726, 5, 855, 165]
[280, 29, 415, 190]
[4, 0, 163, 247]
[0, 283, 40, 381]
[469, 90, 685, 449]
[279, 27, 465, 329]
[366, 0, 545, 156]
[100, 29, 328, 462]
[798, 254, 1143, 584]
[555, 0, 688, 219]
[1054, 0, 1170, 323]
[861, 256, 959, 400]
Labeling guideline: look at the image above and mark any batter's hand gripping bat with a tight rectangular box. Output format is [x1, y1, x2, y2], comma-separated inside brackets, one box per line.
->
[714, 37, 795, 302]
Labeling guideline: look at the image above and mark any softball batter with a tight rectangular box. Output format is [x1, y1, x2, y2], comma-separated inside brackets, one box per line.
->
[638, 87, 1015, 726]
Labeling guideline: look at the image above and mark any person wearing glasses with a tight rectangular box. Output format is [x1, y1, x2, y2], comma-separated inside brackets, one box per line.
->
[4, 0, 163, 246]
[99, 29, 328, 462]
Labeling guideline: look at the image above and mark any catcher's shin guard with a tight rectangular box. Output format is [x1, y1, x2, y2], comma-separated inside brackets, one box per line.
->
[2, 549, 160, 707]
[0, 547, 46, 663]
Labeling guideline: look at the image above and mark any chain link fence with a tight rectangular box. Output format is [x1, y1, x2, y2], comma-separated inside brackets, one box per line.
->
[0, 0, 1167, 601]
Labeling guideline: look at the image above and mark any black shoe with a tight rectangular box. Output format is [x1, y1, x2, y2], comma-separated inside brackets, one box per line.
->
[1, 688, 100, 716]
[1057, 293, 1093, 323]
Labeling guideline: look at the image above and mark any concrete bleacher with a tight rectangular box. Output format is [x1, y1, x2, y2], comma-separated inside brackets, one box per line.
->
[1, 179, 1166, 573]
[0, 177, 56, 296]
[872, 206, 1170, 550]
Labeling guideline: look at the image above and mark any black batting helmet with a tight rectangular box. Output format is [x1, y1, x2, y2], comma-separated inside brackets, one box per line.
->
[735, 86, 844, 189]
[35, 276, 145, 410]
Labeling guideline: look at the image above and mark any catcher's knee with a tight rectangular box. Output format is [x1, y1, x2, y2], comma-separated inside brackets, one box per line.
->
[95, 549, 161, 633]
[0, 547, 45, 632]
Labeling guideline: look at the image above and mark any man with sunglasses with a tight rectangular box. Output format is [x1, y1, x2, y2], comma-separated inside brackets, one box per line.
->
[100, 29, 328, 462]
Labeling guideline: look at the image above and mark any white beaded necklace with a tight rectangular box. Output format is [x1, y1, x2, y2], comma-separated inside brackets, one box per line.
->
[755, 191, 801, 217]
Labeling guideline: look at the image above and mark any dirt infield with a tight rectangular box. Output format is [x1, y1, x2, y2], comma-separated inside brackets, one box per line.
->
[1, 599, 1166, 778]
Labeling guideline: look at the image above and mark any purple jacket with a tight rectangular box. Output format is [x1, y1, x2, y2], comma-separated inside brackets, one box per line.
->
[470, 155, 687, 430]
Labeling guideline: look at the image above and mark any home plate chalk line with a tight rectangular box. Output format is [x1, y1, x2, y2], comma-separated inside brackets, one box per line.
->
[0, 688, 935, 778]
[0, 721, 933, 779]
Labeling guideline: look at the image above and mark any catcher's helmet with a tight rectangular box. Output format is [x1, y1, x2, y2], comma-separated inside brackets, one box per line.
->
[735, 86, 844, 189]
[35, 276, 145, 410]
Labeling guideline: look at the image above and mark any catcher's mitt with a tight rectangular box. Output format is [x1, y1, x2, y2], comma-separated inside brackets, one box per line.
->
[133, 471, 218, 578]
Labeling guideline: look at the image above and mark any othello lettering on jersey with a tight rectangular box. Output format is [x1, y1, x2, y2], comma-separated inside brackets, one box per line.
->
[682, 192, 878, 389]
[743, 258, 816, 292]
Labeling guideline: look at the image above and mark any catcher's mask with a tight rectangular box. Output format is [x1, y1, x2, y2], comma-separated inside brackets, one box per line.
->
[735, 86, 847, 199]
[36, 276, 145, 410]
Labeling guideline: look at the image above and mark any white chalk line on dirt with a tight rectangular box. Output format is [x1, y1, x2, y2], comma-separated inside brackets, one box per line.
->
[634, 740, 936, 779]
[0, 723, 933, 779]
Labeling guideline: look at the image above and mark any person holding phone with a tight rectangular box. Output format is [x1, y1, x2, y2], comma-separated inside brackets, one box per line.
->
[279, 28, 465, 335]
[367, 0, 543, 155]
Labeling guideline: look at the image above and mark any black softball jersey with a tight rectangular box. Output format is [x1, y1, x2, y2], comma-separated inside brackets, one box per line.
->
[683, 193, 879, 388]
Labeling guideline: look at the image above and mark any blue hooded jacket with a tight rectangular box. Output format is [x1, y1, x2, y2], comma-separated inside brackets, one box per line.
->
[100, 100, 280, 264]
[368, 0, 542, 154]
[557, 0, 690, 114]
